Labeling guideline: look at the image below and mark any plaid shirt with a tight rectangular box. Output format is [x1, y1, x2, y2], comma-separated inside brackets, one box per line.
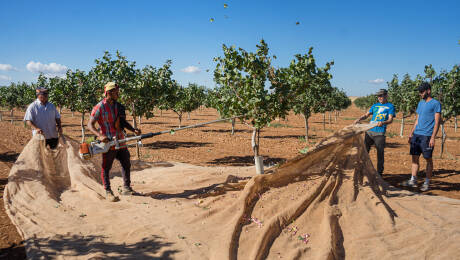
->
[91, 99, 126, 148]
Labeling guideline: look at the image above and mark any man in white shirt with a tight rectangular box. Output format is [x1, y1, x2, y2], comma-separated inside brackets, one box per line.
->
[24, 87, 62, 149]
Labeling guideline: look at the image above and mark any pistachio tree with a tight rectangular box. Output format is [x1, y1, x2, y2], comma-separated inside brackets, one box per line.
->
[387, 73, 419, 136]
[213, 40, 290, 170]
[287, 47, 335, 140]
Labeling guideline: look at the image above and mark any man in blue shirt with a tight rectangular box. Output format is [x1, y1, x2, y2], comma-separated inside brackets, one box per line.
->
[405, 82, 441, 192]
[354, 89, 395, 175]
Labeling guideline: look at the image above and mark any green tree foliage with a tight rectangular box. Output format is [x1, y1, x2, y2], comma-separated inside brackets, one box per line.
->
[387, 73, 419, 136]
[354, 95, 377, 111]
[286, 47, 335, 139]
[163, 83, 205, 127]
[213, 40, 290, 162]
[0, 82, 35, 123]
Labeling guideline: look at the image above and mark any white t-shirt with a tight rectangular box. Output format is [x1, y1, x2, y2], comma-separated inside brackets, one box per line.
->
[24, 99, 61, 139]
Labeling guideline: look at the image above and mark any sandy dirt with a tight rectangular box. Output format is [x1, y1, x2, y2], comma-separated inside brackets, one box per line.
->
[0, 104, 459, 259]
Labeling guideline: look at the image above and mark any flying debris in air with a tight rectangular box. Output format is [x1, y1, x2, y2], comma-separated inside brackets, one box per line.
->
[210, 18, 215, 22]
[296, 21, 300, 25]
[224, 3, 228, 8]
[206, 69, 210, 72]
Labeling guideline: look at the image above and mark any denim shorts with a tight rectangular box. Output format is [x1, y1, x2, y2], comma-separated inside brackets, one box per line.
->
[410, 134, 433, 159]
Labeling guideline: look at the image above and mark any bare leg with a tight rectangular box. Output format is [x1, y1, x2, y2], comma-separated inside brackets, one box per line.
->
[425, 157, 433, 180]
[411, 155, 420, 178]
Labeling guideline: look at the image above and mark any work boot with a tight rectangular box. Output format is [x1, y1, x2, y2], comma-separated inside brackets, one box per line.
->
[105, 190, 119, 202]
[120, 186, 136, 196]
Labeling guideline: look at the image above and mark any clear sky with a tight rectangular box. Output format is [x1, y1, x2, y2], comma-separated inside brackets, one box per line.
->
[1, 0, 459, 96]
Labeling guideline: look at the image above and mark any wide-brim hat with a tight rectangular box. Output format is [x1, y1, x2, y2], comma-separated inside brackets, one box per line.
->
[376, 89, 388, 96]
[36, 87, 48, 95]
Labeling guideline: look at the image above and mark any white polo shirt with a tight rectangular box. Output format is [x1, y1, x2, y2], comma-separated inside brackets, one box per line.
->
[24, 99, 61, 139]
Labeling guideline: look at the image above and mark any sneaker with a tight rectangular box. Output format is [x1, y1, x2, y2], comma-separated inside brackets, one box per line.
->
[402, 179, 418, 188]
[420, 182, 430, 192]
[120, 186, 136, 196]
[105, 190, 119, 202]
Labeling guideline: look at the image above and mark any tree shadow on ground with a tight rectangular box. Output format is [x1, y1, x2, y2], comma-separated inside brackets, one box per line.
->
[207, 156, 286, 166]
[385, 142, 403, 148]
[384, 169, 460, 194]
[200, 129, 252, 134]
[0, 242, 26, 260]
[136, 121, 168, 126]
[263, 134, 312, 140]
[0, 152, 19, 163]
[147, 175, 251, 200]
[143, 141, 210, 150]
[19, 234, 178, 259]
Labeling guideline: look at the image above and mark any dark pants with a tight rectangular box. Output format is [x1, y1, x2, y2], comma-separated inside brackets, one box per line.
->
[101, 148, 131, 191]
[365, 132, 386, 174]
[46, 138, 59, 149]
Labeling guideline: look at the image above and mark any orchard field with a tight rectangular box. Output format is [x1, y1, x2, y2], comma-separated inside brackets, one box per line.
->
[1, 102, 459, 258]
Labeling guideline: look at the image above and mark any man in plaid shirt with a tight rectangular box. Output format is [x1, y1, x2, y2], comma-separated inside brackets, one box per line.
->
[88, 82, 141, 202]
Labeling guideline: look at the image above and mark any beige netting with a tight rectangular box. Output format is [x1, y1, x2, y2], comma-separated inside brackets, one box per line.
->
[4, 124, 460, 259]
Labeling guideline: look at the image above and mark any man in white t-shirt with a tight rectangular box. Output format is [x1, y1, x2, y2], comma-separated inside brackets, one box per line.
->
[24, 87, 62, 149]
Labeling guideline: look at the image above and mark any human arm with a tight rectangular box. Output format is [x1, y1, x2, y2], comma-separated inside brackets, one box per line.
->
[354, 111, 372, 124]
[56, 118, 62, 134]
[25, 120, 43, 135]
[87, 117, 109, 142]
[121, 117, 141, 135]
[377, 114, 394, 127]
[430, 112, 441, 148]
[408, 115, 419, 143]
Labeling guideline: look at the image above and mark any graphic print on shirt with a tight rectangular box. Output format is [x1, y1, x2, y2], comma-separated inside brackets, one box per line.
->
[371, 106, 389, 123]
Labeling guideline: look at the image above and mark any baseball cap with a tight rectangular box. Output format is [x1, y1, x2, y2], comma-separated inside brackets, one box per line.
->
[418, 82, 431, 92]
[376, 89, 388, 96]
[104, 82, 118, 92]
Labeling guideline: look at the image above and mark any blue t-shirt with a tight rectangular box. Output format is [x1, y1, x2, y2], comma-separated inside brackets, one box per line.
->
[414, 99, 441, 137]
[368, 102, 396, 133]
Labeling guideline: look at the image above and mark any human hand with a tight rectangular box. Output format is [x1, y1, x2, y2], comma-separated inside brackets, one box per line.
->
[134, 128, 141, 135]
[98, 135, 109, 143]
[353, 119, 360, 125]
[377, 122, 384, 127]
[429, 137, 435, 148]
[57, 126, 63, 135]
[36, 128, 43, 135]
[408, 135, 412, 144]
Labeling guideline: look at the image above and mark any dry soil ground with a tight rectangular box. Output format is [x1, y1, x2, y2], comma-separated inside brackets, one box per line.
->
[1, 103, 459, 259]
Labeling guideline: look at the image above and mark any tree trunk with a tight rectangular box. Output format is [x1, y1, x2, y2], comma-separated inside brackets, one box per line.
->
[0, 111, 3, 121]
[455, 116, 458, 133]
[59, 106, 63, 114]
[335, 111, 338, 122]
[322, 113, 326, 130]
[10, 109, 13, 124]
[72, 111, 75, 117]
[328, 112, 332, 124]
[138, 115, 141, 126]
[231, 118, 235, 135]
[188, 112, 191, 120]
[302, 114, 309, 142]
[160, 110, 163, 117]
[440, 123, 446, 158]
[80, 112, 86, 143]
[178, 114, 182, 128]
[400, 116, 405, 137]
[252, 128, 263, 174]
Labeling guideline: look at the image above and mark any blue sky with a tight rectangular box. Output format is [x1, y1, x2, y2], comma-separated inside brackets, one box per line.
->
[0, 0, 459, 96]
